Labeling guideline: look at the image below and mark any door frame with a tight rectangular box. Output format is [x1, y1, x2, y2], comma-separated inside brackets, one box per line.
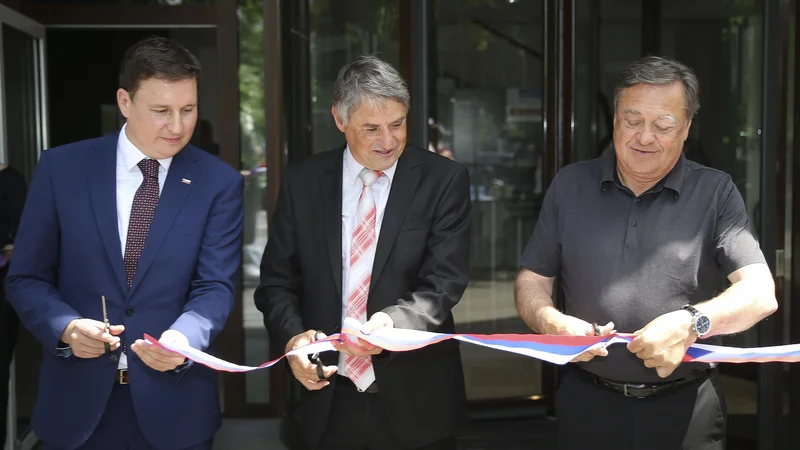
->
[0, 4, 47, 450]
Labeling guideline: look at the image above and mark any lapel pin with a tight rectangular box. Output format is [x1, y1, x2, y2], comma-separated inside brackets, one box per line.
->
[181, 178, 192, 185]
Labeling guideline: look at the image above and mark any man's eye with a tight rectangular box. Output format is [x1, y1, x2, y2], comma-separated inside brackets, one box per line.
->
[153, 110, 168, 114]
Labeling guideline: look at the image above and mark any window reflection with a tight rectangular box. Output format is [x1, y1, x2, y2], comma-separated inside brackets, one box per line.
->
[238, 0, 269, 404]
[432, 0, 545, 401]
[309, 0, 400, 153]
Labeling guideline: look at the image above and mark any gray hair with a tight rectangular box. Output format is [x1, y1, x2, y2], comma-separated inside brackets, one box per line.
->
[333, 54, 410, 124]
[614, 56, 700, 119]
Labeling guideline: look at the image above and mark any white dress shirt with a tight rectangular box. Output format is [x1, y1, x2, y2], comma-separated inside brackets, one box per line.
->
[338, 147, 397, 371]
[115, 123, 172, 369]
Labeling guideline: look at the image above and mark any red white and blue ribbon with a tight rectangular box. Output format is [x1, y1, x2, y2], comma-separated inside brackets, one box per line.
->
[142, 317, 800, 373]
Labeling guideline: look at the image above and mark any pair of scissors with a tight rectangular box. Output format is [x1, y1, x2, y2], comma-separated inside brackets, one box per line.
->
[592, 322, 602, 336]
[101, 296, 118, 362]
[309, 331, 327, 381]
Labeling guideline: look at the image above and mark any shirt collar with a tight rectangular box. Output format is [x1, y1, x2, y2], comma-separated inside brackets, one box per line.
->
[599, 148, 686, 196]
[343, 146, 397, 184]
[117, 123, 173, 172]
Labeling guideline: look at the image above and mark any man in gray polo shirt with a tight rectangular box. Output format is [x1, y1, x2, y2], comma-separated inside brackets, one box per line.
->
[515, 56, 777, 450]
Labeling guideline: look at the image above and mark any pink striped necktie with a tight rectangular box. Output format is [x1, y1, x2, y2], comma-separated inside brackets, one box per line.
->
[344, 168, 382, 391]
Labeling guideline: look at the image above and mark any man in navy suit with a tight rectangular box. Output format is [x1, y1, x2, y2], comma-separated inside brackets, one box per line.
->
[5, 36, 243, 450]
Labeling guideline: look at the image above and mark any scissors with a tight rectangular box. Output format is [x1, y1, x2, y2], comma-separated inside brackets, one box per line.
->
[101, 296, 118, 362]
[309, 331, 327, 381]
[592, 322, 602, 336]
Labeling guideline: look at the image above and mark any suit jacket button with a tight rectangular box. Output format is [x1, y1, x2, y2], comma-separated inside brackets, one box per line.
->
[125, 308, 135, 317]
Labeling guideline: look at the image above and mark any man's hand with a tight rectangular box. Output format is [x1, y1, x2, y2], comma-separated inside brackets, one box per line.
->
[627, 310, 695, 378]
[286, 330, 338, 390]
[546, 313, 615, 363]
[130, 329, 189, 372]
[333, 312, 394, 357]
[60, 319, 124, 358]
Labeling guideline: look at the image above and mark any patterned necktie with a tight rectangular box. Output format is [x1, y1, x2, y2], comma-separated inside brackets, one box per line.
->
[344, 168, 381, 391]
[124, 158, 160, 288]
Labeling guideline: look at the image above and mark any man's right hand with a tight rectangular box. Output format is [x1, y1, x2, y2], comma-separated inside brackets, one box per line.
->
[59, 319, 124, 359]
[285, 330, 338, 391]
[548, 313, 615, 363]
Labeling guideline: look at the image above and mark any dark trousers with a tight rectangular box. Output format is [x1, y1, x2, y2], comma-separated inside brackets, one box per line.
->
[318, 380, 456, 450]
[0, 266, 18, 446]
[42, 383, 212, 450]
[557, 366, 726, 450]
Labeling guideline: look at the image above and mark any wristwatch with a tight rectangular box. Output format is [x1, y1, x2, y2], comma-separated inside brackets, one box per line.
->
[682, 304, 711, 337]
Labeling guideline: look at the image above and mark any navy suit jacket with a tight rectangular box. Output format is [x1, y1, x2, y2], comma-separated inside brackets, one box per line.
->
[5, 132, 243, 450]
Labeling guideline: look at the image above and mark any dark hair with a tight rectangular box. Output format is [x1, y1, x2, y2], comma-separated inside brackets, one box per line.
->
[119, 36, 201, 98]
[614, 56, 700, 119]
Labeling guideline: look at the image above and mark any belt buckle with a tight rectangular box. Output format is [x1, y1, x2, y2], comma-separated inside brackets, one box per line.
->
[118, 369, 129, 385]
[623, 383, 647, 398]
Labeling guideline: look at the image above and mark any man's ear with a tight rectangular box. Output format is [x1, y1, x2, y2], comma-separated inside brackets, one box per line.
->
[332, 106, 346, 132]
[683, 119, 693, 142]
[117, 88, 132, 119]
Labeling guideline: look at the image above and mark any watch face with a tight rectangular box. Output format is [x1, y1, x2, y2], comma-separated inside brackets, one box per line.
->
[695, 315, 711, 335]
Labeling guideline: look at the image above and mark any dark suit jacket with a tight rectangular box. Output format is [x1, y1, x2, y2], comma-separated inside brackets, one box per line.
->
[5, 132, 243, 450]
[255, 145, 471, 449]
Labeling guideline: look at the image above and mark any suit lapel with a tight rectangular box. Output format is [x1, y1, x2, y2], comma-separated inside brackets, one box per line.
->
[322, 150, 344, 298]
[371, 150, 419, 293]
[89, 135, 127, 292]
[129, 147, 198, 296]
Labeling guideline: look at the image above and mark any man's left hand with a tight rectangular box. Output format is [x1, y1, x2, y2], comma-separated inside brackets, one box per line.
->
[130, 329, 188, 372]
[626, 310, 696, 378]
[334, 312, 394, 357]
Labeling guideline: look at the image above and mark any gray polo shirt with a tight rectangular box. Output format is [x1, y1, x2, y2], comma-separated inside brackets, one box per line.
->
[521, 149, 767, 383]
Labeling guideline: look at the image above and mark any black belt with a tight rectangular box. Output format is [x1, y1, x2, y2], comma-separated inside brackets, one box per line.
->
[576, 367, 713, 399]
[116, 369, 129, 385]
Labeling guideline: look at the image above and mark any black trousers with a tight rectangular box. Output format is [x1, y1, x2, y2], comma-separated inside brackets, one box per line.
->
[557, 366, 726, 450]
[0, 266, 18, 446]
[318, 379, 456, 450]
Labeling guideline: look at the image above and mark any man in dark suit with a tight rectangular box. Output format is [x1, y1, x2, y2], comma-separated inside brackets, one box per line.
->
[255, 55, 471, 450]
[0, 164, 27, 446]
[5, 36, 243, 450]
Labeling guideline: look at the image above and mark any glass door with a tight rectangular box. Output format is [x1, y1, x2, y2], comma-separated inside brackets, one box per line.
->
[0, 5, 47, 450]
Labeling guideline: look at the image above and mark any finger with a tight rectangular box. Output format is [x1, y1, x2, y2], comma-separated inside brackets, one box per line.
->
[330, 340, 349, 355]
[136, 349, 171, 372]
[288, 357, 321, 380]
[357, 338, 377, 351]
[322, 365, 338, 378]
[643, 358, 658, 368]
[597, 322, 615, 335]
[142, 347, 182, 365]
[108, 325, 125, 335]
[570, 350, 596, 363]
[591, 347, 608, 357]
[73, 343, 105, 358]
[342, 338, 370, 353]
[656, 366, 674, 378]
[638, 350, 662, 363]
[149, 344, 183, 359]
[76, 336, 108, 350]
[626, 337, 644, 353]
[81, 326, 120, 344]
